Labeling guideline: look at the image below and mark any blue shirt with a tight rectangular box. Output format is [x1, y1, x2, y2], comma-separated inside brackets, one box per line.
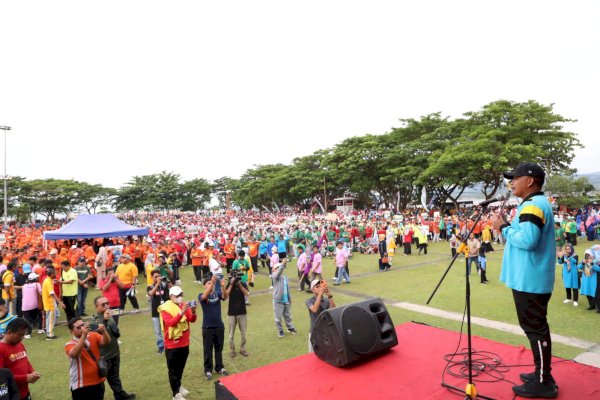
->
[500, 192, 556, 294]
[199, 292, 224, 329]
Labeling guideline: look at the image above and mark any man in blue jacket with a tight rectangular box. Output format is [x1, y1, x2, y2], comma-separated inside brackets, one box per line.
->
[491, 162, 557, 399]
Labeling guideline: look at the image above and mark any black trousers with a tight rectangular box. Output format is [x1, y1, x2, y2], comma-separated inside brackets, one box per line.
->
[250, 256, 258, 273]
[134, 258, 144, 276]
[298, 271, 311, 291]
[565, 288, 579, 302]
[23, 309, 40, 335]
[165, 346, 189, 396]
[71, 382, 105, 400]
[63, 296, 78, 321]
[403, 242, 411, 255]
[119, 287, 139, 311]
[512, 290, 553, 380]
[106, 355, 129, 400]
[193, 266, 202, 281]
[203, 327, 225, 372]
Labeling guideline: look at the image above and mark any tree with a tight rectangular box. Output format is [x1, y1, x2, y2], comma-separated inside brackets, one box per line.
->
[18, 179, 81, 220]
[211, 177, 240, 209]
[546, 175, 594, 209]
[72, 183, 116, 214]
[178, 178, 212, 211]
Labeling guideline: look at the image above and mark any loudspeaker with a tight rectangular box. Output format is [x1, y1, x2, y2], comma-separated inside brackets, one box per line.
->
[310, 298, 398, 367]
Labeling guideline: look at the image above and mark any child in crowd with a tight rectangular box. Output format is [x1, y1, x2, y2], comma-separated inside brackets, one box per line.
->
[558, 244, 579, 306]
[333, 242, 350, 285]
[578, 249, 600, 312]
[478, 247, 489, 284]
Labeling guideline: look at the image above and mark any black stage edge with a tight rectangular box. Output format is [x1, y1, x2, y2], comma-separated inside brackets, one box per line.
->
[215, 380, 239, 400]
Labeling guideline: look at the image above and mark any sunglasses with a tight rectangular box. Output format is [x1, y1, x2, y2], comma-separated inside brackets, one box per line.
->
[99, 302, 109, 307]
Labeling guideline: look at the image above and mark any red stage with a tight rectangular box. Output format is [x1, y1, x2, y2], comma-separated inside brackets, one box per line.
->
[216, 322, 600, 400]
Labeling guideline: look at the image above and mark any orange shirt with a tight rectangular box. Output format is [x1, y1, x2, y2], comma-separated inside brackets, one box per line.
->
[248, 241, 259, 258]
[65, 332, 106, 390]
[191, 249, 203, 267]
[224, 244, 236, 259]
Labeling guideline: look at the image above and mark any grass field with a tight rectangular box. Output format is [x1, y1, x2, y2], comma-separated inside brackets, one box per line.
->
[24, 239, 600, 399]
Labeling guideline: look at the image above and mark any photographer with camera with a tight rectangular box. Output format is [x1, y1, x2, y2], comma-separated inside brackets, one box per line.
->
[158, 286, 197, 400]
[147, 269, 171, 354]
[231, 250, 253, 306]
[199, 274, 228, 380]
[226, 270, 249, 358]
[65, 317, 111, 400]
[92, 296, 136, 400]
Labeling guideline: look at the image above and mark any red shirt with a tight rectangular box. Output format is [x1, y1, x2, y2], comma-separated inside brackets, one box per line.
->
[99, 277, 120, 308]
[161, 303, 197, 350]
[0, 341, 34, 398]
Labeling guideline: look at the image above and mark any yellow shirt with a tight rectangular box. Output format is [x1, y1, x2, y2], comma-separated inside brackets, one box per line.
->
[1, 270, 14, 300]
[61, 268, 78, 297]
[115, 262, 138, 286]
[42, 277, 55, 311]
[145, 262, 155, 286]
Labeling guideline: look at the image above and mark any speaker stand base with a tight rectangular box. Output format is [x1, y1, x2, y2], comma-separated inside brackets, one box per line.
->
[441, 383, 496, 400]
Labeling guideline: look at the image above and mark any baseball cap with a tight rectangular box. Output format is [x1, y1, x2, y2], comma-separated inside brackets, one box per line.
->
[28, 272, 39, 280]
[503, 162, 545, 179]
[169, 286, 183, 296]
[310, 279, 322, 290]
[122, 254, 132, 260]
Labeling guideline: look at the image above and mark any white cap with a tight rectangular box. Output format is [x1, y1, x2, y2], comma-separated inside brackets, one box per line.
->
[28, 272, 39, 280]
[169, 286, 183, 296]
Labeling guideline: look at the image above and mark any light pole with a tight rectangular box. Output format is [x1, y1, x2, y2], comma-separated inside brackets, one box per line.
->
[0, 126, 11, 229]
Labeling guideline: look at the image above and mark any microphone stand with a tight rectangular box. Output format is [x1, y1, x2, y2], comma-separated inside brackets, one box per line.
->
[427, 205, 495, 400]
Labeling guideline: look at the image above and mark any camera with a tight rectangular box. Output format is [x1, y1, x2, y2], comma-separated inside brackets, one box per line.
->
[88, 323, 100, 332]
[187, 300, 198, 307]
[228, 269, 244, 282]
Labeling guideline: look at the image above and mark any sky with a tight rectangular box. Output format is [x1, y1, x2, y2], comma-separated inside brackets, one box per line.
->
[1, 1, 598, 189]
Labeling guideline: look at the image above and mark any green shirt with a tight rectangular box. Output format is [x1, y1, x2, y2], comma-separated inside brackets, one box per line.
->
[232, 259, 251, 282]
[76, 266, 92, 286]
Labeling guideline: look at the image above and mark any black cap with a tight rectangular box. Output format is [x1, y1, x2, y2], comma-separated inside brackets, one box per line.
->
[503, 162, 545, 179]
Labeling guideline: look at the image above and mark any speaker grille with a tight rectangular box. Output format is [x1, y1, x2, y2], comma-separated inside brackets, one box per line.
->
[340, 306, 379, 354]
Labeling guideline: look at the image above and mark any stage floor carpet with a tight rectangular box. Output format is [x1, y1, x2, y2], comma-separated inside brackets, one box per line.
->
[216, 322, 600, 399]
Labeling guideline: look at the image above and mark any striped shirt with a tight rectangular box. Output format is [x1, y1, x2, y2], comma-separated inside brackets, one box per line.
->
[65, 333, 105, 390]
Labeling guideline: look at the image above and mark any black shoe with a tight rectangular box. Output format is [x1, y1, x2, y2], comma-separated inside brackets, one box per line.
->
[288, 328, 298, 335]
[520, 373, 558, 389]
[586, 306, 596, 310]
[124, 394, 136, 400]
[80, 313, 88, 317]
[513, 379, 558, 398]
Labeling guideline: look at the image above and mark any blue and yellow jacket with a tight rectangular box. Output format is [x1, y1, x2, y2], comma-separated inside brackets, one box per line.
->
[500, 192, 556, 294]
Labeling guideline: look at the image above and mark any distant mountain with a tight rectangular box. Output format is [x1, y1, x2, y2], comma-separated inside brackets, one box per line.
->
[578, 172, 600, 190]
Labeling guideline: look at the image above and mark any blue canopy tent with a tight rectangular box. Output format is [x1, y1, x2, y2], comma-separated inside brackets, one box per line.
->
[43, 214, 148, 240]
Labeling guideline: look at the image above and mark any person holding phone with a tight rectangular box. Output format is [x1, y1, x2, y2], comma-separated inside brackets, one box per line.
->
[92, 296, 135, 400]
[158, 286, 197, 400]
[199, 275, 228, 380]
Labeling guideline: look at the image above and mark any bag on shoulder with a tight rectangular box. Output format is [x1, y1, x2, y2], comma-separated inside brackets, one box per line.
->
[85, 346, 108, 378]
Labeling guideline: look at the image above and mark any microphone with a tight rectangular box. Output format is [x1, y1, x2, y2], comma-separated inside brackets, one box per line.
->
[478, 193, 509, 208]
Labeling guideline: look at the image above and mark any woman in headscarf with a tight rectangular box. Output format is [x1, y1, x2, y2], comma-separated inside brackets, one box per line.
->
[558, 243, 579, 306]
[578, 249, 600, 311]
[144, 253, 157, 286]
[95, 246, 108, 288]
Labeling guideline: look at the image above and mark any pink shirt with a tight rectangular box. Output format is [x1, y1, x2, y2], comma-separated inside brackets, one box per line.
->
[335, 248, 349, 268]
[21, 282, 42, 311]
[312, 253, 322, 274]
[297, 253, 307, 272]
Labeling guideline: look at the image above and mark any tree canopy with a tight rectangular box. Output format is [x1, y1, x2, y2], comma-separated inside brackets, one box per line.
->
[0, 99, 586, 220]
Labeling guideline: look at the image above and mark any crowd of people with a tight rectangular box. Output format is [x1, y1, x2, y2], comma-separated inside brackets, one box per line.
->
[0, 196, 597, 399]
